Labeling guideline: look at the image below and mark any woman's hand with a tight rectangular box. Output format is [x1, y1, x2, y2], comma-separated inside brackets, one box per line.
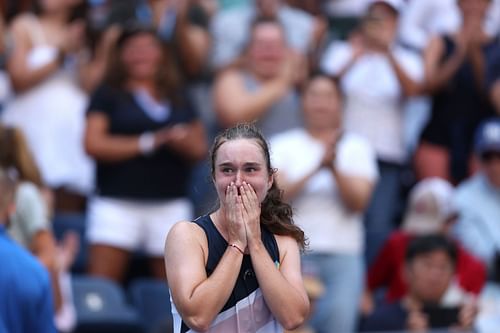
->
[240, 182, 262, 250]
[225, 182, 247, 251]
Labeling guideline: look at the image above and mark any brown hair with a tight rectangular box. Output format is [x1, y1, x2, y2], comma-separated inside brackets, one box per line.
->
[104, 26, 181, 105]
[210, 123, 307, 250]
[0, 125, 43, 187]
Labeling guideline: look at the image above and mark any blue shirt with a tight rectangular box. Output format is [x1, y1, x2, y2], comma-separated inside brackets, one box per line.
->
[0, 225, 56, 333]
[453, 173, 500, 273]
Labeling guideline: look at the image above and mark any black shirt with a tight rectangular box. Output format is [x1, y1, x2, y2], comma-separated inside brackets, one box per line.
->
[87, 84, 198, 200]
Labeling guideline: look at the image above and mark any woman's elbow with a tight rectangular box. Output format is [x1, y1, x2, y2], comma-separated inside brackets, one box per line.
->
[280, 305, 309, 330]
[184, 315, 213, 332]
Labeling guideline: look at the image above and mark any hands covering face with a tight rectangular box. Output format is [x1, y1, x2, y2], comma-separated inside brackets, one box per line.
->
[225, 181, 262, 253]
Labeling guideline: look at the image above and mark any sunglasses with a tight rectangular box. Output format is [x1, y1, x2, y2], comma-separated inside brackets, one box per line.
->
[481, 151, 500, 162]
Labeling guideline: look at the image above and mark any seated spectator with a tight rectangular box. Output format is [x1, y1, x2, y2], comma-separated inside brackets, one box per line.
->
[321, 0, 423, 264]
[210, 0, 319, 70]
[2, 0, 96, 212]
[454, 118, 500, 281]
[271, 74, 378, 333]
[84, 26, 207, 283]
[361, 235, 478, 332]
[0, 124, 78, 332]
[213, 17, 304, 138]
[362, 178, 486, 316]
[0, 166, 57, 333]
[414, 0, 497, 185]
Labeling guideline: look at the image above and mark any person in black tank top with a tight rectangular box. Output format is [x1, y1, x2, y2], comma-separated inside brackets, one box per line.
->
[414, 0, 496, 184]
[164, 124, 309, 333]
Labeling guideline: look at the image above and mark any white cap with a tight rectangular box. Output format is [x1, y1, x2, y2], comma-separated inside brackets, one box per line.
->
[402, 178, 456, 235]
[367, 0, 405, 13]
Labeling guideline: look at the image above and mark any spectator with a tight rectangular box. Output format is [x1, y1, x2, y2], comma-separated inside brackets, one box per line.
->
[84, 27, 207, 283]
[213, 17, 304, 138]
[0, 166, 57, 333]
[362, 178, 486, 316]
[210, 0, 319, 70]
[321, 0, 424, 263]
[398, 0, 500, 51]
[270, 74, 378, 333]
[0, 124, 78, 333]
[361, 235, 478, 332]
[1, 0, 96, 212]
[414, 0, 497, 185]
[454, 118, 500, 280]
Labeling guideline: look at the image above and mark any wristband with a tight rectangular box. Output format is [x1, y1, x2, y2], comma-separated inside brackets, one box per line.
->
[138, 132, 155, 155]
[230, 243, 245, 255]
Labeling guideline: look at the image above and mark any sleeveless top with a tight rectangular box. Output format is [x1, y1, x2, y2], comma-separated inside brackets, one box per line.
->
[1, 15, 94, 194]
[171, 215, 283, 333]
[420, 35, 497, 181]
[242, 71, 302, 138]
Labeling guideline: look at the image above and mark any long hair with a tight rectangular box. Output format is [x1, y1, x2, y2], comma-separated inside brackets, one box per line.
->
[0, 125, 43, 187]
[104, 26, 181, 105]
[210, 123, 307, 250]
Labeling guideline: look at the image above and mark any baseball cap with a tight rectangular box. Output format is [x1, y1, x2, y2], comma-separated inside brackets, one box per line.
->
[367, 0, 405, 13]
[474, 118, 500, 155]
[402, 178, 456, 235]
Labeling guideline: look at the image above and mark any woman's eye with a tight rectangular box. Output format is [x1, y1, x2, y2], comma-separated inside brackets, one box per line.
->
[246, 167, 257, 172]
[222, 168, 233, 174]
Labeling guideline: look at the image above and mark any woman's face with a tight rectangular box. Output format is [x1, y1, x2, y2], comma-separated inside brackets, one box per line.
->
[121, 33, 163, 81]
[303, 76, 341, 130]
[248, 23, 287, 79]
[213, 139, 273, 206]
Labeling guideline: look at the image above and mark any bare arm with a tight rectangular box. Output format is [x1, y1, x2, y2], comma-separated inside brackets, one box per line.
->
[248, 235, 309, 330]
[161, 120, 208, 162]
[423, 36, 466, 95]
[330, 167, 375, 213]
[7, 17, 63, 93]
[387, 51, 422, 97]
[165, 222, 244, 332]
[213, 70, 290, 128]
[275, 168, 318, 202]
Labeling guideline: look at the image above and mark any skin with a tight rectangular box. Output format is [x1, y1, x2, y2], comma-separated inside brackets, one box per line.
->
[165, 138, 309, 331]
[214, 22, 305, 127]
[482, 153, 500, 189]
[275, 76, 375, 212]
[403, 250, 477, 331]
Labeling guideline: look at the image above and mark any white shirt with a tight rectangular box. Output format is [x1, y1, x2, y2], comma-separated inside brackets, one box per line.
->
[321, 41, 424, 163]
[270, 128, 378, 254]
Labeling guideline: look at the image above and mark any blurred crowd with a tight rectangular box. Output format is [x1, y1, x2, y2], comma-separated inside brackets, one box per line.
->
[1, 0, 500, 332]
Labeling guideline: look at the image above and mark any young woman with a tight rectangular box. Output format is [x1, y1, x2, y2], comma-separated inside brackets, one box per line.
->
[164, 123, 309, 332]
[85, 27, 207, 282]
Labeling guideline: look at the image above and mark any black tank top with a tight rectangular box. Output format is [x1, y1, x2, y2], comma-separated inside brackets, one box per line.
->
[174, 214, 282, 333]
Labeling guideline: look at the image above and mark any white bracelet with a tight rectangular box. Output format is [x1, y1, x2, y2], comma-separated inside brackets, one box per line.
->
[138, 132, 155, 155]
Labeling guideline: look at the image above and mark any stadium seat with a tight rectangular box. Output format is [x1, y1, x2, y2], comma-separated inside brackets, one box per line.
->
[128, 278, 173, 333]
[52, 213, 88, 273]
[72, 275, 143, 333]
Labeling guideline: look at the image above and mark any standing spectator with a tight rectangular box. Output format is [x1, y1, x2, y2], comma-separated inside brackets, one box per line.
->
[414, 0, 497, 184]
[84, 27, 207, 283]
[453, 118, 500, 279]
[362, 178, 486, 316]
[270, 74, 378, 333]
[321, 0, 423, 263]
[213, 17, 304, 138]
[210, 0, 319, 70]
[0, 166, 57, 333]
[0, 124, 78, 332]
[361, 235, 478, 332]
[1, 0, 95, 212]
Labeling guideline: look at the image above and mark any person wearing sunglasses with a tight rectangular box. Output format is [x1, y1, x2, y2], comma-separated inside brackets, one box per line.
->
[453, 118, 500, 281]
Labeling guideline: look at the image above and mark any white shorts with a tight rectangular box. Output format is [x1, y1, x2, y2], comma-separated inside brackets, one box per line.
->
[87, 196, 193, 256]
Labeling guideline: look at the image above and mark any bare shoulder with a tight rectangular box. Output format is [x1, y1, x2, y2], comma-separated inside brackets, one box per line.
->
[214, 68, 244, 87]
[9, 13, 34, 34]
[166, 220, 206, 246]
[274, 235, 300, 262]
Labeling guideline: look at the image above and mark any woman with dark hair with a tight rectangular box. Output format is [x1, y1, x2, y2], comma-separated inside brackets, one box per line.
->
[85, 27, 207, 283]
[164, 123, 309, 333]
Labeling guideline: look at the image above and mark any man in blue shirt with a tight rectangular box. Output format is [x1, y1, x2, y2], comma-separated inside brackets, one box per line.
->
[0, 167, 56, 333]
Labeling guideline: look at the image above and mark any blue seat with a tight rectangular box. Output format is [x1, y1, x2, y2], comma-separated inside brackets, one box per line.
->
[52, 213, 88, 273]
[128, 278, 173, 333]
[72, 275, 143, 333]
